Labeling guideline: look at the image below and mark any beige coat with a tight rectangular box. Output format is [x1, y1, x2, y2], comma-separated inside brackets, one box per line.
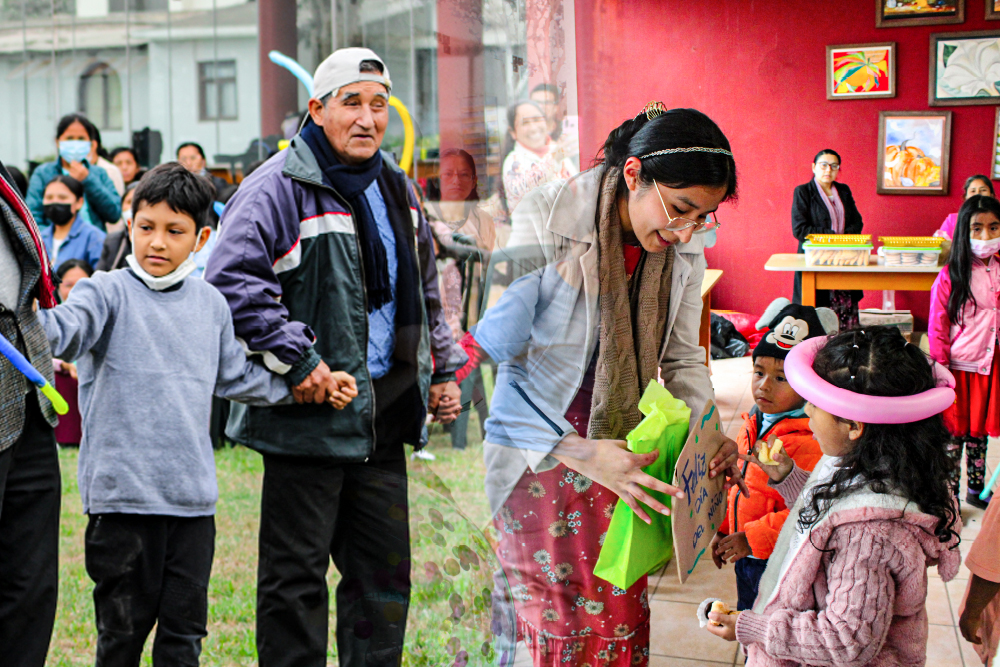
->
[477, 166, 714, 514]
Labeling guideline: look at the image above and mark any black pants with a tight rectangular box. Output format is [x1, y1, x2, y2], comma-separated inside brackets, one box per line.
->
[734, 557, 769, 611]
[256, 447, 410, 667]
[0, 392, 60, 667]
[85, 513, 216, 667]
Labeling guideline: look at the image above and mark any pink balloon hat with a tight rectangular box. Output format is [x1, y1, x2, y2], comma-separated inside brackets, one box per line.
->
[783, 336, 956, 424]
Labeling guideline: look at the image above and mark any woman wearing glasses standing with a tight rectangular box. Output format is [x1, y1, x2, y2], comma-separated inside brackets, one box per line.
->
[469, 104, 745, 666]
[791, 149, 864, 329]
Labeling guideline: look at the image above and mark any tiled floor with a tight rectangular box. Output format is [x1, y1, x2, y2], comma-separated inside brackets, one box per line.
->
[644, 356, 997, 667]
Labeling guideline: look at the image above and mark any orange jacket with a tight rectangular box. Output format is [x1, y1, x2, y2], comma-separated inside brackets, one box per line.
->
[720, 410, 823, 560]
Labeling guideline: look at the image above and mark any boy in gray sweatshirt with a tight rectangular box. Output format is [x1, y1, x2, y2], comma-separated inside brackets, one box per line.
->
[38, 163, 356, 665]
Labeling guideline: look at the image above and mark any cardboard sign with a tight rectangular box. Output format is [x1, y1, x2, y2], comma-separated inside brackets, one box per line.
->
[670, 400, 728, 584]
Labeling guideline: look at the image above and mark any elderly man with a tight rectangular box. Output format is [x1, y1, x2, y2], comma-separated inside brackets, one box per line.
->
[204, 48, 465, 666]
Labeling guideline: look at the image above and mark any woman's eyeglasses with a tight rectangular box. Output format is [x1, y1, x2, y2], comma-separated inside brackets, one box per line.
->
[653, 182, 721, 235]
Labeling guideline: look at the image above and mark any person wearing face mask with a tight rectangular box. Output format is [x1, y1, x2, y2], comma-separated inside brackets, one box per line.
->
[82, 119, 125, 198]
[790, 149, 864, 330]
[501, 99, 577, 214]
[458, 104, 748, 666]
[96, 183, 139, 272]
[929, 194, 1000, 509]
[26, 113, 121, 232]
[38, 176, 105, 271]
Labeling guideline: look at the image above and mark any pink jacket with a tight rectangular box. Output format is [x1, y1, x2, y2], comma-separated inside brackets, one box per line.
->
[928, 255, 1000, 375]
[735, 466, 961, 667]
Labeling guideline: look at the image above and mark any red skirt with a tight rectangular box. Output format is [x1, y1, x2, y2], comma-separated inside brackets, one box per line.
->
[944, 349, 1000, 439]
[493, 464, 650, 667]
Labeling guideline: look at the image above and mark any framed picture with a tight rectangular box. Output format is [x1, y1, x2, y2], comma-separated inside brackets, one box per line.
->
[992, 108, 1000, 178]
[877, 111, 952, 196]
[876, 0, 964, 27]
[988, 0, 1000, 20]
[827, 43, 896, 100]
[930, 31, 1000, 105]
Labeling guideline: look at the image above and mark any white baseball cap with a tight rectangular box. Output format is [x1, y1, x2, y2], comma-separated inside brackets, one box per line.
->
[312, 48, 392, 101]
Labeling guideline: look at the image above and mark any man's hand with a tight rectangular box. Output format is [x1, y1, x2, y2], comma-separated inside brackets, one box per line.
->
[715, 532, 752, 564]
[293, 360, 336, 404]
[428, 381, 461, 424]
[710, 435, 750, 498]
[66, 160, 89, 182]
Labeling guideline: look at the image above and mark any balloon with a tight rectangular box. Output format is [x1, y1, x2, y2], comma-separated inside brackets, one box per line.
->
[784, 336, 956, 424]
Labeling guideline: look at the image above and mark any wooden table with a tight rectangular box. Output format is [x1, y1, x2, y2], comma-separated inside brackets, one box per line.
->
[700, 269, 724, 366]
[764, 254, 939, 306]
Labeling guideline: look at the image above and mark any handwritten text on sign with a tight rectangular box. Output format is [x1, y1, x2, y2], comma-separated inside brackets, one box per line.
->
[671, 401, 727, 584]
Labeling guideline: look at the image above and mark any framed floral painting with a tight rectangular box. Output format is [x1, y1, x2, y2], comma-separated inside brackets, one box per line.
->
[877, 111, 952, 195]
[827, 43, 896, 100]
[877, 0, 964, 27]
[930, 31, 1000, 105]
[993, 108, 1000, 178]
[988, 0, 1000, 20]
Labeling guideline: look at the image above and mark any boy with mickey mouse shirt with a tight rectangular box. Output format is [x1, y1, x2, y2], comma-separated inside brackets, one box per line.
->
[710, 299, 836, 611]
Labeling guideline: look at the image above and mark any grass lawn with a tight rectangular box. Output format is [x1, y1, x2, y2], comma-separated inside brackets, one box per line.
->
[48, 418, 494, 666]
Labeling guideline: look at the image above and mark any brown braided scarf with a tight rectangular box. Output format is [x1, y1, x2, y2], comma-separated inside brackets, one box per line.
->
[588, 167, 675, 441]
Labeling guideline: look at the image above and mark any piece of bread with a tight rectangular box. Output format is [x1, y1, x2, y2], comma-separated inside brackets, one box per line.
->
[757, 438, 785, 466]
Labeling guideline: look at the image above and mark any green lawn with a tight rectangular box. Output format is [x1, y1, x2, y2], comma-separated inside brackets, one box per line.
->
[48, 419, 495, 666]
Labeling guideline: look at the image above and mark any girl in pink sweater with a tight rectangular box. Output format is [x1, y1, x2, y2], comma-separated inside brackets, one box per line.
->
[929, 194, 1000, 510]
[706, 327, 961, 666]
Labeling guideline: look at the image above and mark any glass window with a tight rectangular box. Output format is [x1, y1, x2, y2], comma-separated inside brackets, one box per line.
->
[79, 63, 123, 130]
[199, 60, 238, 121]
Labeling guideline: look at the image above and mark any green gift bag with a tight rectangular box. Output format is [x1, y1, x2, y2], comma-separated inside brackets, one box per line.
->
[592, 380, 691, 590]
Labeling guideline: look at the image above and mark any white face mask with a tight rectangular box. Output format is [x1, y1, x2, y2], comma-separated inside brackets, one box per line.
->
[125, 224, 203, 291]
[970, 236, 1000, 260]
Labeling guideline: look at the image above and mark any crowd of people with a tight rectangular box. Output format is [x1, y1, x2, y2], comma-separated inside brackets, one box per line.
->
[0, 43, 998, 667]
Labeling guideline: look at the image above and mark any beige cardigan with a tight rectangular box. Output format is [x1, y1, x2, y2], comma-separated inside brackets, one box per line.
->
[479, 167, 714, 514]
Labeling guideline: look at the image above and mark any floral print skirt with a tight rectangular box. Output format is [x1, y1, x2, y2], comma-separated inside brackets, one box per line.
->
[493, 464, 650, 666]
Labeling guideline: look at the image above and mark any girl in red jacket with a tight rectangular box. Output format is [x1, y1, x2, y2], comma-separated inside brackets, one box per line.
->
[711, 298, 833, 610]
[929, 194, 1000, 509]
[706, 327, 961, 667]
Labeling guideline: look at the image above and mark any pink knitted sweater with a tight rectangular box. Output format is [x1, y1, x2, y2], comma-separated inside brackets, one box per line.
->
[735, 465, 961, 667]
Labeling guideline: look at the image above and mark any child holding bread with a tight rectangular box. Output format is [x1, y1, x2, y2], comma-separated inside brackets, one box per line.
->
[710, 299, 833, 610]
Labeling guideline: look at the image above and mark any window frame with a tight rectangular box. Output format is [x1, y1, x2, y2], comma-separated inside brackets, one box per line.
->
[78, 62, 123, 131]
[198, 60, 239, 122]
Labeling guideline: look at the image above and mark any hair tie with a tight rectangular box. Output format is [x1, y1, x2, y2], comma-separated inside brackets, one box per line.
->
[636, 101, 667, 122]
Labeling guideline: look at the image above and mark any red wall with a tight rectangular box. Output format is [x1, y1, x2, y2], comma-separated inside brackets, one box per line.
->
[573, 0, 1000, 328]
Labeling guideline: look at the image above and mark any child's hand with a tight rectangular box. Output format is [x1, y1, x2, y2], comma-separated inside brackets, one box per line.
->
[742, 434, 794, 483]
[710, 532, 726, 569]
[960, 608, 984, 645]
[327, 371, 358, 410]
[716, 532, 752, 564]
[705, 610, 739, 641]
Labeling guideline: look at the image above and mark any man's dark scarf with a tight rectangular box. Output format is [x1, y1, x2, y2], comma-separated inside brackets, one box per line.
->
[301, 118, 392, 312]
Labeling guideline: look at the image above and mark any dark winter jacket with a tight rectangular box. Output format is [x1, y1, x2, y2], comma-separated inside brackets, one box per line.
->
[204, 135, 466, 460]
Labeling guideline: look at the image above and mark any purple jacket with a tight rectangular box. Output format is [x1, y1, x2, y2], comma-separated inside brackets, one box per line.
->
[205, 137, 465, 459]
